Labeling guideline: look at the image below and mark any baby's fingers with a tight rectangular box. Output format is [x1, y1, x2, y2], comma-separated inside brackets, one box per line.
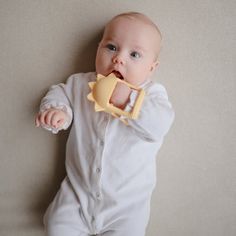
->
[51, 112, 65, 128]
[37, 110, 55, 127]
[54, 117, 65, 128]
[38, 111, 48, 126]
[45, 110, 58, 127]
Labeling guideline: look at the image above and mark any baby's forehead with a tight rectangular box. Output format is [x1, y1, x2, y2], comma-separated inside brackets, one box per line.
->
[104, 14, 162, 54]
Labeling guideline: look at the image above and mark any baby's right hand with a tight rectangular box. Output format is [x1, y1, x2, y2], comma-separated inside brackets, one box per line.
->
[110, 82, 131, 109]
[35, 108, 69, 130]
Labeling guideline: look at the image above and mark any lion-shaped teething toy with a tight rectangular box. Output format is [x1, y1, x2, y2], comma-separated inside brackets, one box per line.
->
[87, 73, 145, 124]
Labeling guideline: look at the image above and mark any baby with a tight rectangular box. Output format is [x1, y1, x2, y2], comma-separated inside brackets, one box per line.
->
[35, 12, 174, 236]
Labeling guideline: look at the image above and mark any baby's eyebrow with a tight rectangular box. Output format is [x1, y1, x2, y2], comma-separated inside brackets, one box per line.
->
[132, 45, 146, 53]
[103, 37, 113, 42]
[102, 35, 117, 42]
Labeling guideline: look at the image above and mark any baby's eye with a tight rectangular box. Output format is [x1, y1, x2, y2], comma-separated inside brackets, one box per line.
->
[130, 51, 141, 59]
[106, 44, 117, 51]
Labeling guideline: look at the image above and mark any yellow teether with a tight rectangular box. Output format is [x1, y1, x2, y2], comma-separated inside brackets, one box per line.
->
[87, 73, 145, 124]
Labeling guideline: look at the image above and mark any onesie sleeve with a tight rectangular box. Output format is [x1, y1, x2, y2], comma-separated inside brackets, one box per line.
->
[39, 75, 75, 133]
[124, 83, 175, 142]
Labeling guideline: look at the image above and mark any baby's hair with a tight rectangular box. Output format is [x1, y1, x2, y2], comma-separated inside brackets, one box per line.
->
[111, 12, 162, 41]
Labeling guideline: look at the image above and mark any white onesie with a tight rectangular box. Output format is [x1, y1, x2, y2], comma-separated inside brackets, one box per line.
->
[41, 72, 174, 236]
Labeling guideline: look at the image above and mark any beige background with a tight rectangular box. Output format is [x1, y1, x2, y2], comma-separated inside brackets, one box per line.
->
[0, 0, 235, 236]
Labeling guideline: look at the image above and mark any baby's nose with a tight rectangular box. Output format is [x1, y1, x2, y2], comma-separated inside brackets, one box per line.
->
[112, 54, 125, 65]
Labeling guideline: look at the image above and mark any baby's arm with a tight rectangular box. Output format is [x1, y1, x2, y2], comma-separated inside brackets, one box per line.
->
[36, 75, 75, 134]
[117, 83, 175, 142]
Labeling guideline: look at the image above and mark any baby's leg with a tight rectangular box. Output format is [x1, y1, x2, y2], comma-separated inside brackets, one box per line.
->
[44, 177, 89, 236]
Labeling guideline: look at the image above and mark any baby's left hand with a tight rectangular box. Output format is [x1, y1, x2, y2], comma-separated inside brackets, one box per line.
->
[110, 82, 131, 109]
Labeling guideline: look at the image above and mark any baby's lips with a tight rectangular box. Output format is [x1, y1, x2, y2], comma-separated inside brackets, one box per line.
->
[111, 70, 124, 80]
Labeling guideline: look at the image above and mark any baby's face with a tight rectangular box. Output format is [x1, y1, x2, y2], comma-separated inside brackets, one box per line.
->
[95, 17, 160, 86]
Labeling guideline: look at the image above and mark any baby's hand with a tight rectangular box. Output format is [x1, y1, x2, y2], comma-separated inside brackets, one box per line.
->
[110, 82, 131, 109]
[35, 108, 69, 130]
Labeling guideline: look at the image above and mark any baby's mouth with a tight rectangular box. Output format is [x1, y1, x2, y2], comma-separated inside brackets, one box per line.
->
[111, 70, 124, 80]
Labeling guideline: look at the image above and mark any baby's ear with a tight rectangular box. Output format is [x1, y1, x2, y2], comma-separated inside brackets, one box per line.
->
[150, 59, 159, 72]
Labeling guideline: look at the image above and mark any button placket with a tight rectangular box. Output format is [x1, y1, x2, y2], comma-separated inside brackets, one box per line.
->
[100, 139, 104, 147]
[96, 167, 101, 174]
[92, 113, 108, 228]
[91, 215, 95, 222]
[94, 120, 106, 201]
[96, 192, 101, 199]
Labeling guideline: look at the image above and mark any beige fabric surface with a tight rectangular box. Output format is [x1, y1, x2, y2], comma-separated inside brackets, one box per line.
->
[0, 1, 235, 236]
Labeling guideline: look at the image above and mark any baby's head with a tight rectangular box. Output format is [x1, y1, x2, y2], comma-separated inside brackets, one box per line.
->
[96, 12, 162, 86]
